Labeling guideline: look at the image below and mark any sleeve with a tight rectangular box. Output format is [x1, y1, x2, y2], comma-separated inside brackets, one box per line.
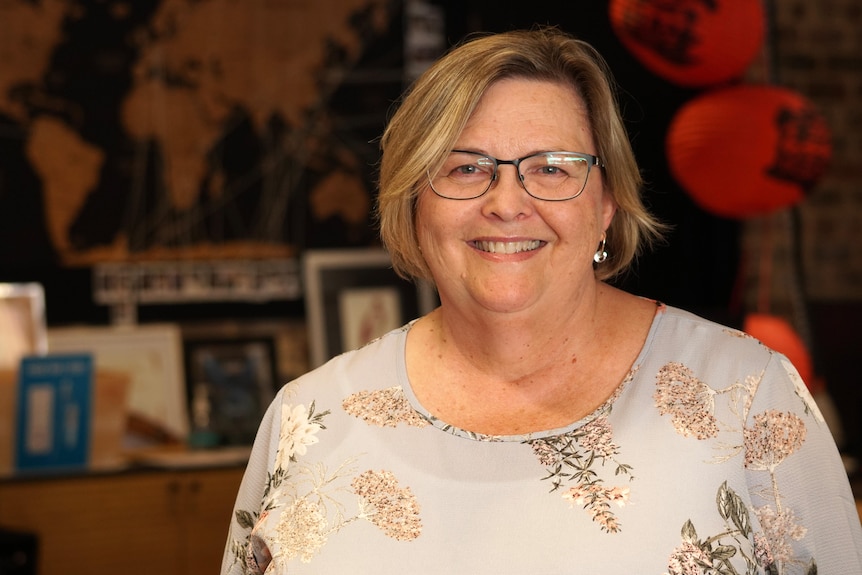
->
[220, 388, 285, 575]
[744, 351, 862, 573]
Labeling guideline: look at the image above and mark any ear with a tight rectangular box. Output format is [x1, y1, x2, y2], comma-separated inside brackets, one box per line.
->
[601, 190, 617, 231]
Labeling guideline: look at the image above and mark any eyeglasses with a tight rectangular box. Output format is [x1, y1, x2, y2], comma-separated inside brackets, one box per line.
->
[428, 150, 604, 201]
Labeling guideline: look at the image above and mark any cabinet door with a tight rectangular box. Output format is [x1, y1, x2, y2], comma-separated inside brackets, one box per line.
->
[0, 466, 245, 575]
[0, 472, 184, 575]
[178, 467, 245, 575]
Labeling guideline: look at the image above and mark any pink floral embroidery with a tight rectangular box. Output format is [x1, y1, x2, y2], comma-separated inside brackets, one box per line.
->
[529, 414, 633, 533]
[562, 484, 630, 533]
[343, 386, 429, 428]
[654, 362, 719, 439]
[275, 498, 329, 563]
[351, 470, 423, 541]
[665, 541, 713, 575]
[753, 505, 807, 566]
[743, 410, 806, 472]
[656, 357, 817, 574]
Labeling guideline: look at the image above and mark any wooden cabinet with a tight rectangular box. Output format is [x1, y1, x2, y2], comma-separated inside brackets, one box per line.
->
[0, 466, 244, 575]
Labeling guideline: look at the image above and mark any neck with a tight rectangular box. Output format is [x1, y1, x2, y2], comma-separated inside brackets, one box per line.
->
[406, 283, 656, 435]
[429, 281, 607, 383]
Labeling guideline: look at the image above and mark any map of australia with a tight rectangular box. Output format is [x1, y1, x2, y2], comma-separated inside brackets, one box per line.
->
[0, 0, 401, 266]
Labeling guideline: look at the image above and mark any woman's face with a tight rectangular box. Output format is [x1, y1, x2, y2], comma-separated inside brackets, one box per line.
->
[416, 78, 616, 317]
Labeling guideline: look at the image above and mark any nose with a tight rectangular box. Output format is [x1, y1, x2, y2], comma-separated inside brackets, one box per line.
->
[482, 163, 532, 220]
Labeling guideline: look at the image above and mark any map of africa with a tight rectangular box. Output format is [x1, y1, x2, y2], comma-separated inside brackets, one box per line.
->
[0, 0, 402, 266]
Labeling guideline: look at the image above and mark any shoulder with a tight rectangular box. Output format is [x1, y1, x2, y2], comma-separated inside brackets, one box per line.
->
[648, 304, 818, 411]
[647, 304, 787, 381]
[279, 323, 412, 401]
[654, 304, 761, 353]
[656, 304, 744, 335]
[312, 322, 410, 375]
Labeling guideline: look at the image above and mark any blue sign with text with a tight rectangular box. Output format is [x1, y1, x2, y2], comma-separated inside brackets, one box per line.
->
[15, 354, 93, 471]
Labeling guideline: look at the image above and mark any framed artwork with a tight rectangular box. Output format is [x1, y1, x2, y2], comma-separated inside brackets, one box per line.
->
[0, 283, 48, 370]
[47, 324, 189, 441]
[180, 319, 309, 385]
[303, 248, 438, 368]
[183, 337, 278, 447]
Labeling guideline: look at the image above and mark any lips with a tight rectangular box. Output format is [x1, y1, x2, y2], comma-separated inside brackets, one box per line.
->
[471, 240, 543, 254]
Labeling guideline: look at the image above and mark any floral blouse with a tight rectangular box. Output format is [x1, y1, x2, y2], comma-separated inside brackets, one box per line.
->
[220, 304, 862, 574]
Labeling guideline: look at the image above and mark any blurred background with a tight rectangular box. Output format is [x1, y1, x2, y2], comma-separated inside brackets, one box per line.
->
[0, 1, 859, 572]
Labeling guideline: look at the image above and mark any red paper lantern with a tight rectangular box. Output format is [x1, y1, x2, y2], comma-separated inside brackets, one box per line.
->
[743, 313, 813, 387]
[609, 0, 765, 87]
[666, 85, 831, 218]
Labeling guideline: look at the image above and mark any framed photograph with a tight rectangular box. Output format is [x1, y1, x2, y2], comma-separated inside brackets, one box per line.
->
[181, 319, 309, 385]
[303, 248, 438, 368]
[0, 283, 48, 370]
[183, 337, 277, 447]
[47, 324, 189, 441]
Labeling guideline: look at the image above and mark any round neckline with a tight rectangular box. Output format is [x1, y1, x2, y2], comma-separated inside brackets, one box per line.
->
[395, 305, 664, 442]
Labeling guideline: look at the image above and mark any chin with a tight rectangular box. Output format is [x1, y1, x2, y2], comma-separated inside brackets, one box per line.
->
[474, 286, 541, 314]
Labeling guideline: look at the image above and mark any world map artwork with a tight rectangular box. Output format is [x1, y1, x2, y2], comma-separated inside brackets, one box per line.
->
[0, 0, 404, 267]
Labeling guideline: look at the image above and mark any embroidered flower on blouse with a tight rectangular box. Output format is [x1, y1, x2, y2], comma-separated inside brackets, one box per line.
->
[743, 410, 806, 471]
[664, 541, 714, 575]
[665, 483, 761, 575]
[740, 372, 761, 420]
[725, 327, 754, 340]
[563, 484, 631, 509]
[351, 469, 423, 541]
[528, 417, 618, 467]
[579, 416, 619, 458]
[753, 504, 807, 566]
[562, 484, 630, 533]
[531, 440, 561, 467]
[275, 403, 323, 468]
[275, 497, 329, 563]
[753, 532, 774, 570]
[654, 362, 719, 439]
[342, 386, 429, 428]
[528, 412, 633, 534]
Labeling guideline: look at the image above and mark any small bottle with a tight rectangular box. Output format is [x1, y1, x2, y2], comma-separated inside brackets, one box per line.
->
[187, 381, 220, 449]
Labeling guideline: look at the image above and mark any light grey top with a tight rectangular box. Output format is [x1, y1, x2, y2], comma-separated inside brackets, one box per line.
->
[221, 304, 862, 574]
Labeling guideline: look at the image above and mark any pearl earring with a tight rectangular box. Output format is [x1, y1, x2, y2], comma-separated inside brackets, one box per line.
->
[593, 235, 608, 264]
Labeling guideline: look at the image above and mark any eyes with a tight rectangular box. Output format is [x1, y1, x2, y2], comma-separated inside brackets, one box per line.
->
[442, 152, 589, 182]
[451, 161, 489, 178]
[430, 150, 602, 201]
[536, 164, 569, 177]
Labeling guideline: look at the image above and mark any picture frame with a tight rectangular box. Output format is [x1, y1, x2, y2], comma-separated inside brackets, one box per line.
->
[303, 248, 438, 368]
[0, 283, 48, 370]
[47, 323, 189, 442]
[183, 336, 278, 447]
[180, 319, 309, 386]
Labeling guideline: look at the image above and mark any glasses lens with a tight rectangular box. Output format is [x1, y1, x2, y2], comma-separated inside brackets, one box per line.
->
[520, 153, 590, 200]
[430, 152, 495, 199]
[429, 151, 598, 200]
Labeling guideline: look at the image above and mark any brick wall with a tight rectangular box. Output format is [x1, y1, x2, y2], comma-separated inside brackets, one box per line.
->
[764, 0, 862, 303]
[748, 0, 862, 460]
[739, 0, 861, 335]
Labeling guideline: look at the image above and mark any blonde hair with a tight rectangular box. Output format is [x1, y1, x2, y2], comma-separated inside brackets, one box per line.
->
[377, 27, 665, 282]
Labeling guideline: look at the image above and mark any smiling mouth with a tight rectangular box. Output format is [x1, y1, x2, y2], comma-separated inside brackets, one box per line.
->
[471, 240, 543, 254]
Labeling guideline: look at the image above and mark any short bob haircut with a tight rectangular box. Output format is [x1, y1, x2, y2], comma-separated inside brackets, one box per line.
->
[377, 27, 664, 282]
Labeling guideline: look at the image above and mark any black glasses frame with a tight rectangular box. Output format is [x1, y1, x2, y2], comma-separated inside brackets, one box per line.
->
[429, 149, 605, 201]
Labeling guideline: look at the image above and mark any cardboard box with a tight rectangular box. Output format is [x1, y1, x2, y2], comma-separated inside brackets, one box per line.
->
[0, 368, 130, 476]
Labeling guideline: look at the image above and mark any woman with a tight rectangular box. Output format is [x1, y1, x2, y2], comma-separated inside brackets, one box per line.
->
[221, 28, 862, 574]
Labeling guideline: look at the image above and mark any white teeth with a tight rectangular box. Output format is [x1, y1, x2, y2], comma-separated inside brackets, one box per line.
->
[475, 240, 541, 254]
